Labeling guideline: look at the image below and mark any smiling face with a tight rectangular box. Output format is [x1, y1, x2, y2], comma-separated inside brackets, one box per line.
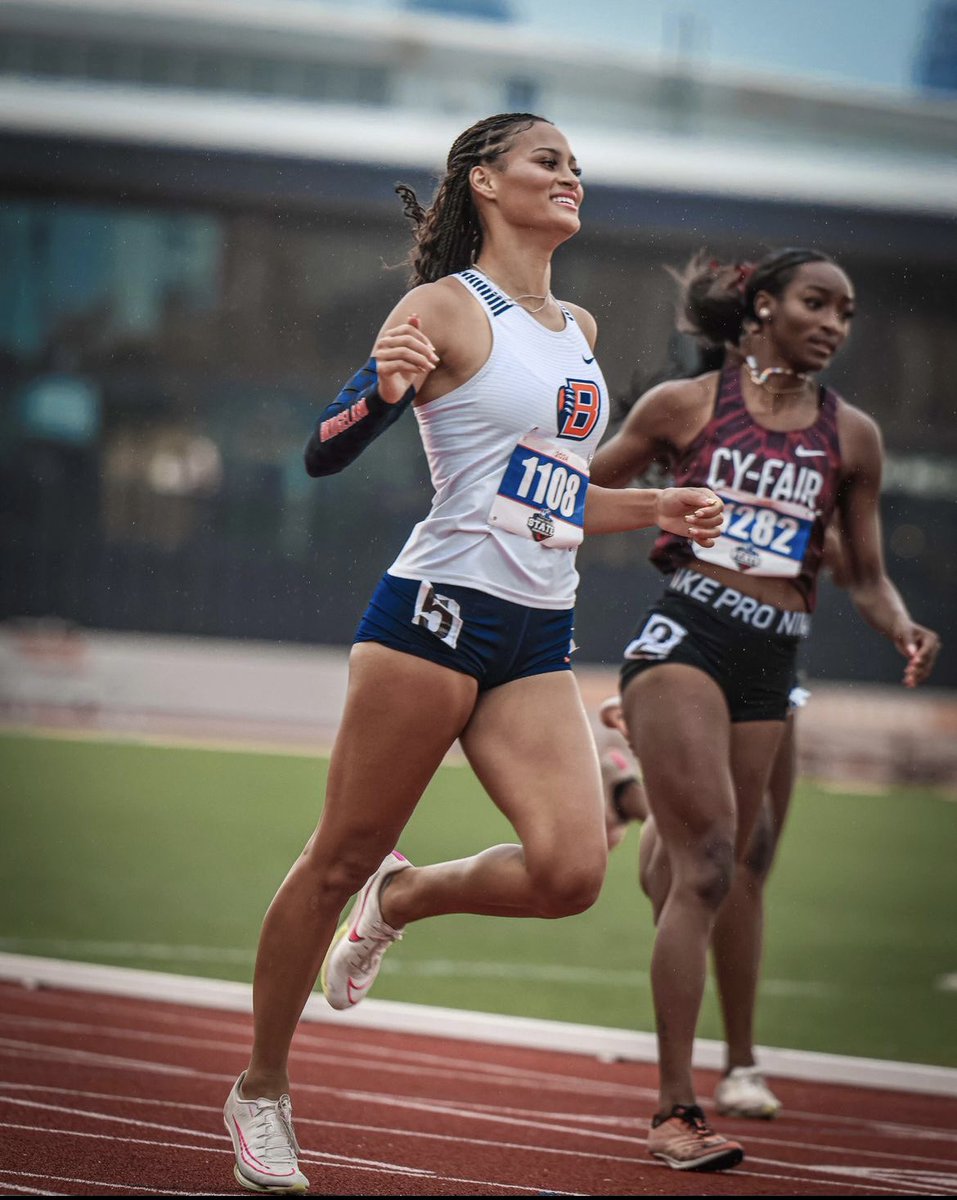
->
[760, 261, 856, 373]
[470, 120, 583, 240]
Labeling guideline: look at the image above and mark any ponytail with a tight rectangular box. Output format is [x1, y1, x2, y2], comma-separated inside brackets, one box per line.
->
[670, 247, 835, 346]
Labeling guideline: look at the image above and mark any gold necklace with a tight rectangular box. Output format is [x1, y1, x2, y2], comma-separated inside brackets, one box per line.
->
[481, 271, 554, 314]
[510, 292, 554, 314]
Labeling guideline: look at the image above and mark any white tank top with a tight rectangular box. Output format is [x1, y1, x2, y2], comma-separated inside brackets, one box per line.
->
[389, 269, 610, 610]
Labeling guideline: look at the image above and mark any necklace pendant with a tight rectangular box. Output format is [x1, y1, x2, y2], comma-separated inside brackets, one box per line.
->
[744, 355, 808, 390]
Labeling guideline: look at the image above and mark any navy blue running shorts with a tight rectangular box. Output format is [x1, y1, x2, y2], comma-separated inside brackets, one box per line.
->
[619, 567, 811, 723]
[354, 572, 575, 691]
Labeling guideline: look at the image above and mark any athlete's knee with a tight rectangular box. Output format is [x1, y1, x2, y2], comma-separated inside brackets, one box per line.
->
[303, 843, 390, 909]
[532, 855, 605, 918]
[683, 835, 735, 911]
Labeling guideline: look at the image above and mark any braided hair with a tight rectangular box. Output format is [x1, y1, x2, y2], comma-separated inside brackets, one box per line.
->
[395, 112, 551, 289]
[670, 247, 837, 347]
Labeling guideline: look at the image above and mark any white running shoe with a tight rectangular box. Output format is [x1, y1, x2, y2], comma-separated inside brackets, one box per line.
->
[320, 850, 412, 1010]
[714, 1065, 782, 1119]
[224, 1073, 309, 1193]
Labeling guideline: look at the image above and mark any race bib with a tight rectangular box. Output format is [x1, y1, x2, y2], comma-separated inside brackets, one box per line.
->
[488, 430, 589, 550]
[693, 487, 814, 577]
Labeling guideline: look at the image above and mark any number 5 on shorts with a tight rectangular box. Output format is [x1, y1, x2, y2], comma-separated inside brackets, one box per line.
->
[412, 582, 463, 649]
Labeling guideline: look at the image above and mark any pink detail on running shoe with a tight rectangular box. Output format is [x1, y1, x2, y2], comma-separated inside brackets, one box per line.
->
[347, 977, 372, 1005]
[231, 1116, 296, 1177]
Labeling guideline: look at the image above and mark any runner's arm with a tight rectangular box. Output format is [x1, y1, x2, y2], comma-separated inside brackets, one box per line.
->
[837, 409, 941, 686]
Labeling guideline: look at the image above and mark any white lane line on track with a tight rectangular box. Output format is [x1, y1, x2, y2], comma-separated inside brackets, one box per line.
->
[15, 1089, 945, 1195]
[11, 1003, 954, 1161]
[697, 1125, 957, 1169]
[5, 958, 954, 1099]
[762, 1115, 957, 1142]
[2, 1033, 620, 1134]
[0, 1178, 64, 1196]
[9, 991, 956, 1146]
[375, 1091, 957, 1169]
[730, 1166, 944, 1197]
[4, 1081, 957, 1179]
[47, 997, 639, 1091]
[0, 1168, 200, 1195]
[4, 1044, 957, 1169]
[0, 1123, 581, 1196]
[747, 1157, 957, 1196]
[0, 1088, 647, 1155]
[1, 1122, 931, 1199]
[0, 1036, 198, 1076]
[4, 1093, 586, 1179]
[10, 989, 956, 1147]
[6, 1066, 954, 1196]
[0, 989, 661, 1100]
[18, 1013, 945, 1152]
[0, 1086, 644, 1165]
[9, 988, 957, 1137]
[22, 1004, 955, 1150]
[0, 1095, 258, 1142]
[0, 1011, 641, 1101]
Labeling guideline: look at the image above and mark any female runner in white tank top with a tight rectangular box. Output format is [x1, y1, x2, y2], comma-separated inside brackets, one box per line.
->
[222, 113, 724, 1194]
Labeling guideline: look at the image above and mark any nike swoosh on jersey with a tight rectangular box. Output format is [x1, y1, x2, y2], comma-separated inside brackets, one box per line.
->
[582, 355, 595, 363]
[795, 446, 827, 457]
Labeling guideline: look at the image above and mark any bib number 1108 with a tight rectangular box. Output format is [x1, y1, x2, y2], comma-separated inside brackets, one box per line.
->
[488, 430, 589, 549]
[515, 454, 582, 518]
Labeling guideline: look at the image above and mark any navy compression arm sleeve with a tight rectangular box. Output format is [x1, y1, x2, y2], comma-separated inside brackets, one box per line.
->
[303, 359, 415, 477]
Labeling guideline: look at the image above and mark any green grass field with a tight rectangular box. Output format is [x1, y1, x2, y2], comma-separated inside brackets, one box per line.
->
[1, 728, 954, 1067]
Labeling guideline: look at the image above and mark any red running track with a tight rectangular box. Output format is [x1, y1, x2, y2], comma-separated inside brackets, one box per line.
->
[1, 979, 956, 1197]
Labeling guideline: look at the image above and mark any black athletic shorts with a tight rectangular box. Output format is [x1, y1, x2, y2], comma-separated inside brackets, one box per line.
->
[619, 566, 811, 723]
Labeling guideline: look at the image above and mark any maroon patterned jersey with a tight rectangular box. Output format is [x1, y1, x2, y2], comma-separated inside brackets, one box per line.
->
[650, 364, 843, 610]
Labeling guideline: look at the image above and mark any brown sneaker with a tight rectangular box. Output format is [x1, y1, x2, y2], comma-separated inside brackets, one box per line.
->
[647, 1104, 744, 1171]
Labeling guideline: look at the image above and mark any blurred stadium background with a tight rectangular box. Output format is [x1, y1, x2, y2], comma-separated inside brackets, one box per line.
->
[0, 0, 955, 767]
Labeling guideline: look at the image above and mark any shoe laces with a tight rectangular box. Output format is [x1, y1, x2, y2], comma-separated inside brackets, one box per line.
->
[670, 1104, 714, 1136]
[249, 1095, 301, 1162]
[353, 923, 402, 968]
